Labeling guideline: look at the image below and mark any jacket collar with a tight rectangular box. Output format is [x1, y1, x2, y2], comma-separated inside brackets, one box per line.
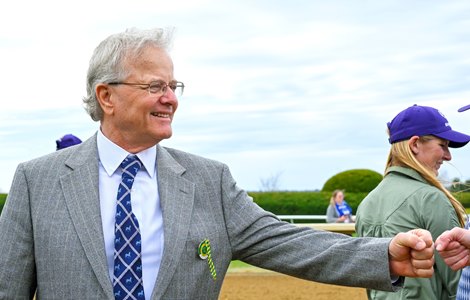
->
[386, 166, 427, 184]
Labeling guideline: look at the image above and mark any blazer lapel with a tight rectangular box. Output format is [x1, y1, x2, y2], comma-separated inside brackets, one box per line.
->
[60, 134, 114, 298]
[152, 145, 195, 299]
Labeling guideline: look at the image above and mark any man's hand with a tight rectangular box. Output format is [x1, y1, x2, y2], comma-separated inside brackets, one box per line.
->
[389, 229, 434, 278]
[435, 227, 470, 270]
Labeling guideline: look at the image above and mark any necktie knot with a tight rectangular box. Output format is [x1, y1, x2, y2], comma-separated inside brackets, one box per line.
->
[120, 155, 142, 180]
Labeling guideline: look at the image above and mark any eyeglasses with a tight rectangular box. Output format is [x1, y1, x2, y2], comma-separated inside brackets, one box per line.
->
[108, 80, 185, 96]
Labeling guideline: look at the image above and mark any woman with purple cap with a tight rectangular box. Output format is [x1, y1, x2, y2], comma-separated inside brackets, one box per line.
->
[356, 104, 470, 299]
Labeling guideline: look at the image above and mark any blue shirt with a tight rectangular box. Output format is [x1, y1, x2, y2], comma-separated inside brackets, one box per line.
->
[457, 222, 470, 300]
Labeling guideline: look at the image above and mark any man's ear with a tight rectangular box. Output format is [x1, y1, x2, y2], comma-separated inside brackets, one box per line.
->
[96, 83, 114, 115]
[408, 136, 421, 155]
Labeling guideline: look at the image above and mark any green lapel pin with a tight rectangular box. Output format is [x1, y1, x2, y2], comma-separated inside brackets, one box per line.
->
[198, 239, 217, 281]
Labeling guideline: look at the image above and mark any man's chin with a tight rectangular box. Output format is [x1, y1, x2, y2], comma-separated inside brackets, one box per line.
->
[158, 132, 173, 141]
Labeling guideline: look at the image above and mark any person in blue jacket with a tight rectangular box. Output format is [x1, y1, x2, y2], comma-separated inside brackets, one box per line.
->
[326, 189, 354, 223]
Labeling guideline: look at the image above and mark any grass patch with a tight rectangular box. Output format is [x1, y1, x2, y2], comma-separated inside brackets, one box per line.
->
[229, 260, 252, 269]
[228, 260, 270, 273]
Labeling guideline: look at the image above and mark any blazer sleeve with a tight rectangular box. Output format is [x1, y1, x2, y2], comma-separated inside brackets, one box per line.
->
[218, 164, 398, 292]
[0, 163, 37, 299]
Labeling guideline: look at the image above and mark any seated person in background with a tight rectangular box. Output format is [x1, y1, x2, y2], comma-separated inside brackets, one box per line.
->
[326, 189, 353, 223]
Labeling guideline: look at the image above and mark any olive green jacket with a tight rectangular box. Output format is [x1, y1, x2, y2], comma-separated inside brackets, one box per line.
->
[356, 166, 461, 300]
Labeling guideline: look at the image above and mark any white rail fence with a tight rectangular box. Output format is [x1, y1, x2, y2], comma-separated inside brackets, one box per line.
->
[276, 215, 356, 234]
[277, 215, 327, 223]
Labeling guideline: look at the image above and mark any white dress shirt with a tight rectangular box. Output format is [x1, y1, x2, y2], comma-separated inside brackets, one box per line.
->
[97, 130, 164, 299]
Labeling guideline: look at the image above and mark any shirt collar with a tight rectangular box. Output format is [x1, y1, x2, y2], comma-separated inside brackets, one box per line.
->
[97, 130, 156, 178]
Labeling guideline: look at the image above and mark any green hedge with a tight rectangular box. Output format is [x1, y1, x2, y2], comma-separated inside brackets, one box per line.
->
[248, 191, 368, 222]
[249, 191, 470, 222]
[1, 192, 470, 218]
[0, 193, 6, 215]
[454, 192, 470, 208]
[322, 169, 383, 193]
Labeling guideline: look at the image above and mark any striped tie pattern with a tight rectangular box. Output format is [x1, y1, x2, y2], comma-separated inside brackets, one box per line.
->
[113, 155, 145, 300]
[457, 221, 470, 299]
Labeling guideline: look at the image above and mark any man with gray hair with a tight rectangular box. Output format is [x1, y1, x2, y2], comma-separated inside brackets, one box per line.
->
[0, 27, 434, 299]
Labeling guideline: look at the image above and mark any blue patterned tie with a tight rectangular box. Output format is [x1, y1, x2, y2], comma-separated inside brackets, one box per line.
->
[113, 155, 145, 300]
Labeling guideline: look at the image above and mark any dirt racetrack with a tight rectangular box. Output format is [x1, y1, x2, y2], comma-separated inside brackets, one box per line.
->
[219, 272, 368, 300]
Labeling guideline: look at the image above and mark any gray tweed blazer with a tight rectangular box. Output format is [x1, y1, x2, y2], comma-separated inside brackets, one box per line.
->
[0, 133, 396, 299]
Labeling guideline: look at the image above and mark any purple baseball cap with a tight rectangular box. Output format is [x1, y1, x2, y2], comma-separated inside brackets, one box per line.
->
[387, 104, 470, 148]
[56, 134, 82, 150]
[458, 104, 470, 112]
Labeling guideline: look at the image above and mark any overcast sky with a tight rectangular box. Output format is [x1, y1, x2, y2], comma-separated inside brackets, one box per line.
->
[1, 0, 470, 192]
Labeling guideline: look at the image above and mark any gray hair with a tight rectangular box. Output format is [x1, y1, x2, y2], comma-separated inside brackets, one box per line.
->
[83, 27, 174, 121]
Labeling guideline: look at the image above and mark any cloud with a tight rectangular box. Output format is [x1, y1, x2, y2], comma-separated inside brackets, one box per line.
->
[1, 0, 470, 192]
